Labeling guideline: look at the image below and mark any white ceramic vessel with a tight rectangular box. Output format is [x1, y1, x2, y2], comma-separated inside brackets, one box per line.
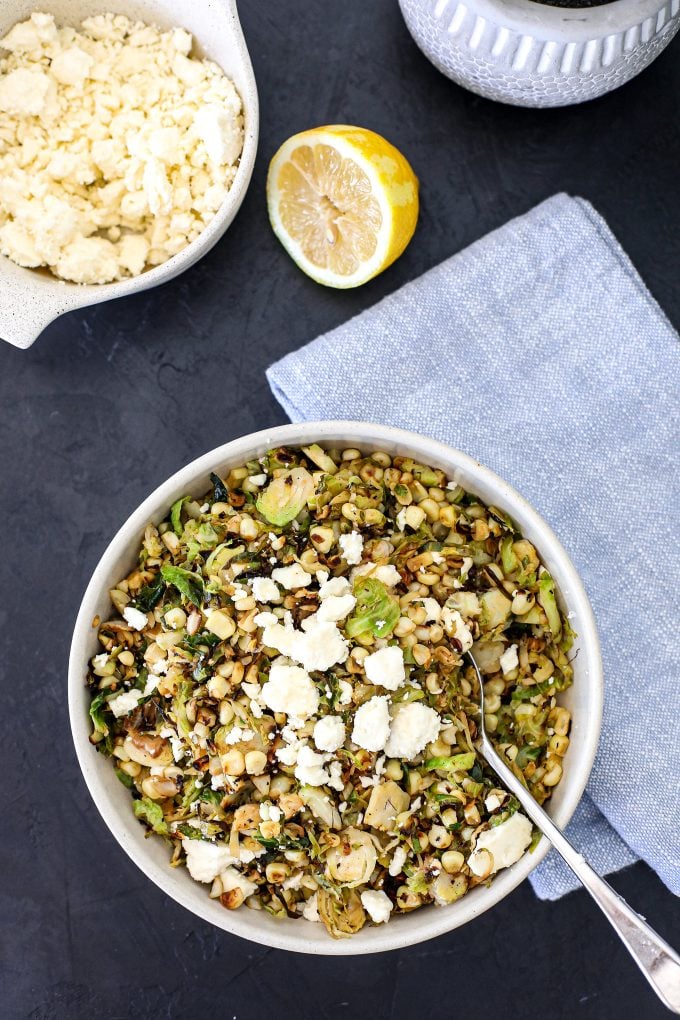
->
[0, 0, 258, 350]
[69, 421, 603, 955]
[399, 0, 680, 106]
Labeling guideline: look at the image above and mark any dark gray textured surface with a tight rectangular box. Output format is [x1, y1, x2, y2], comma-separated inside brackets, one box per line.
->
[1, 3, 678, 1018]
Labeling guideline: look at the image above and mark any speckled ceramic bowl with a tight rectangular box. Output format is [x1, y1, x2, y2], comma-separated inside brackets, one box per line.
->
[69, 421, 603, 954]
[400, 0, 680, 107]
[0, 0, 258, 350]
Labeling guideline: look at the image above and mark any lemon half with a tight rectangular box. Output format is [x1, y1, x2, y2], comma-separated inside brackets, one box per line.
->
[267, 125, 419, 289]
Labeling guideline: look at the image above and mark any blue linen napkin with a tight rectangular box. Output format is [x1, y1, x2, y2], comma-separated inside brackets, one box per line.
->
[267, 193, 680, 899]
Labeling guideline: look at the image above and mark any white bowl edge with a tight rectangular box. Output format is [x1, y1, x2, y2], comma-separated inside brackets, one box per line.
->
[68, 421, 603, 955]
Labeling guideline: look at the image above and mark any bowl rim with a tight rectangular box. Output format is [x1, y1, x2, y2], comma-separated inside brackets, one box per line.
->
[68, 420, 603, 955]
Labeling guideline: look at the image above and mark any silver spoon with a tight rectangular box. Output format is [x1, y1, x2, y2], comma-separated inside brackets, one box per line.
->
[467, 651, 680, 1014]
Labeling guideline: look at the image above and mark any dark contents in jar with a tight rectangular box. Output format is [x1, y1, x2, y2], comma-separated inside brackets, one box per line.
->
[531, 0, 617, 7]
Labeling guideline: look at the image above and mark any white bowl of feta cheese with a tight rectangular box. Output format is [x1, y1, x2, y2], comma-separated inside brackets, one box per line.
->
[0, 1, 258, 349]
[69, 421, 603, 954]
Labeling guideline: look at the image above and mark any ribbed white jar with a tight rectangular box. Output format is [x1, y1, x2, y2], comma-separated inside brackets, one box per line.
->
[399, 0, 679, 106]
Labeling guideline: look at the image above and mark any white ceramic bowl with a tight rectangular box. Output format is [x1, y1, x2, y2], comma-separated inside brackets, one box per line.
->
[399, 0, 680, 108]
[0, 0, 258, 350]
[69, 421, 603, 955]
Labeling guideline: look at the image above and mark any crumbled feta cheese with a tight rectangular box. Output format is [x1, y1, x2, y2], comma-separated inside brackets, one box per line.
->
[418, 598, 442, 623]
[313, 715, 346, 753]
[302, 892, 320, 922]
[441, 608, 474, 651]
[0, 13, 244, 283]
[363, 645, 406, 691]
[253, 611, 278, 628]
[249, 473, 267, 486]
[260, 660, 320, 719]
[359, 774, 380, 788]
[271, 563, 313, 590]
[92, 652, 109, 671]
[337, 679, 353, 706]
[468, 813, 533, 875]
[354, 562, 402, 587]
[316, 592, 356, 622]
[327, 760, 344, 792]
[182, 839, 238, 882]
[384, 703, 441, 760]
[294, 745, 333, 787]
[360, 890, 393, 924]
[0, 67, 50, 116]
[378, 565, 401, 585]
[351, 695, 391, 753]
[51, 46, 94, 87]
[396, 507, 408, 531]
[319, 576, 351, 598]
[107, 689, 141, 718]
[339, 531, 364, 565]
[262, 617, 348, 673]
[194, 102, 243, 165]
[389, 846, 408, 877]
[223, 726, 254, 745]
[316, 569, 329, 584]
[269, 805, 282, 823]
[250, 577, 281, 603]
[170, 736, 187, 762]
[275, 735, 304, 767]
[123, 606, 148, 631]
[499, 644, 519, 675]
[142, 674, 158, 697]
[1, 12, 57, 53]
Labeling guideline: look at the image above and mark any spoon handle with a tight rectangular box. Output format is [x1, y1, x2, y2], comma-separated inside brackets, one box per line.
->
[481, 737, 680, 1014]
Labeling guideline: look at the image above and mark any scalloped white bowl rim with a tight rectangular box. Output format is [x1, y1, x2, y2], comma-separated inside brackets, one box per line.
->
[69, 421, 603, 955]
[449, 0, 677, 38]
[398, 0, 680, 108]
